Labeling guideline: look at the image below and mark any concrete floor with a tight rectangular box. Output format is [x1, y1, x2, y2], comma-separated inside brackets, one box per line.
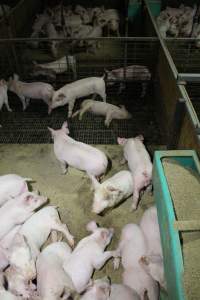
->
[0, 143, 155, 283]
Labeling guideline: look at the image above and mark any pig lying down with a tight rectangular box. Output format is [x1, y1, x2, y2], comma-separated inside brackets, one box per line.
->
[63, 221, 117, 293]
[0, 191, 47, 239]
[0, 79, 12, 112]
[0, 174, 31, 206]
[7, 74, 54, 113]
[50, 76, 106, 117]
[77, 277, 111, 300]
[20, 205, 74, 259]
[90, 170, 133, 214]
[48, 121, 108, 178]
[36, 242, 75, 300]
[114, 223, 158, 299]
[72, 99, 132, 127]
[118, 135, 152, 210]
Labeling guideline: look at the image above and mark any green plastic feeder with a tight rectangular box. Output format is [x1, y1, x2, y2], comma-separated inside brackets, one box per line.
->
[153, 150, 200, 300]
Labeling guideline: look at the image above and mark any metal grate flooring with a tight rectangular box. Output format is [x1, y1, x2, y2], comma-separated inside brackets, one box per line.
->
[0, 84, 163, 145]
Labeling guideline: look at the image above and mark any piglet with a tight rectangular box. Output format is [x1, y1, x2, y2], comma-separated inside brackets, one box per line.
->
[63, 221, 117, 293]
[0, 191, 47, 239]
[20, 206, 74, 259]
[0, 79, 12, 112]
[140, 206, 162, 257]
[0, 174, 31, 206]
[139, 255, 167, 291]
[8, 74, 54, 113]
[72, 99, 131, 127]
[117, 135, 152, 210]
[50, 76, 106, 117]
[110, 284, 140, 300]
[77, 277, 110, 300]
[48, 121, 108, 179]
[113, 223, 158, 300]
[36, 242, 75, 300]
[90, 170, 133, 214]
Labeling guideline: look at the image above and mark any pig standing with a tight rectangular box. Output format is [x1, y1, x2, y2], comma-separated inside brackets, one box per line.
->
[50, 76, 106, 117]
[90, 170, 133, 214]
[36, 242, 75, 300]
[63, 221, 117, 293]
[0, 174, 31, 206]
[0, 79, 12, 112]
[20, 206, 74, 259]
[113, 223, 158, 300]
[105, 65, 151, 97]
[48, 121, 108, 178]
[0, 191, 47, 239]
[8, 74, 54, 113]
[72, 99, 132, 127]
[117, 135, 152, 210]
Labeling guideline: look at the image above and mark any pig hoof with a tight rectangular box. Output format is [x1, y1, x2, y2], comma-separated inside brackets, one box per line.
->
[69, 237, 75, 248]
[113, 257, 120, 270]
[130, 204, 137, 211]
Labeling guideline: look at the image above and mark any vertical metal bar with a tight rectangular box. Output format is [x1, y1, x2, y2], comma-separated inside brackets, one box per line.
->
[0, 4, 21, 74]
[168, 98, 186, 149]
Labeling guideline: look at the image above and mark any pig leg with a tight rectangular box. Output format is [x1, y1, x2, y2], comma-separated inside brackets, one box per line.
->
[99, 91, 106, 102]
[4, 94, 12, 112]
[145, 184, 153, 195]
[68, 99, 76, 118]
[93, 251, 117, 270]
[50, 222, 74, 247]
[18, 95, 27, 111]
[131, 189, 140, 211]
[79, 103, 93, 120]
[120, 157, 126, 165]
[59, 160, 68, 174]
[104, 112, 113, 127]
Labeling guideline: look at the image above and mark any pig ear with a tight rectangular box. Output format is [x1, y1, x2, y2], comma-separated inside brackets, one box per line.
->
[58, 93, 66, 100]
[136, 134, 144, 142]
[139, 255, 150, 266]
[106, 186, 120, 192]
[100, 230, 108, 240]
[48, 127, 55, 136]
[86, 220, 98, 232]
[62, 121, 68, 129]
[117, 137, 127, 145]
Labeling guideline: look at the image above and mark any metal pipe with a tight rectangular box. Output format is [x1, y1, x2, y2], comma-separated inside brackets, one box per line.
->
[177, 73, 200, 83]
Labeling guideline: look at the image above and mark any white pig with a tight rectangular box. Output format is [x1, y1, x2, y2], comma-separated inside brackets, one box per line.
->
[50, 76, 106, 117]
[85, 26, 103, 53]
[8, 74, 54, 112]
[20, 206, 74, 259]
[89, 170, 133, 214]
[139, 255, 167, 291]
[0, 79, 12, 112]
[105, 65, 151, 97]
[114, 223, 158, 300]
[104, 9, 120, 36]
[45, 22, 60, 58]
[75, 5, 90, 24]
[71, 25, 93, 47]
[72, 99, 132, 127]
[78, 277, 110, 300]
[0, 174, 31, 206]
[48, 121, 108, 178]
[36, 242, 75, 300]
[8, 234, 36, 280]
[139, 206, 162, 257]
[63, 221, 117, 293]
[117, 135, 152, 210]
[0, 191, 47, 239]
[110, 284, 140, 300]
